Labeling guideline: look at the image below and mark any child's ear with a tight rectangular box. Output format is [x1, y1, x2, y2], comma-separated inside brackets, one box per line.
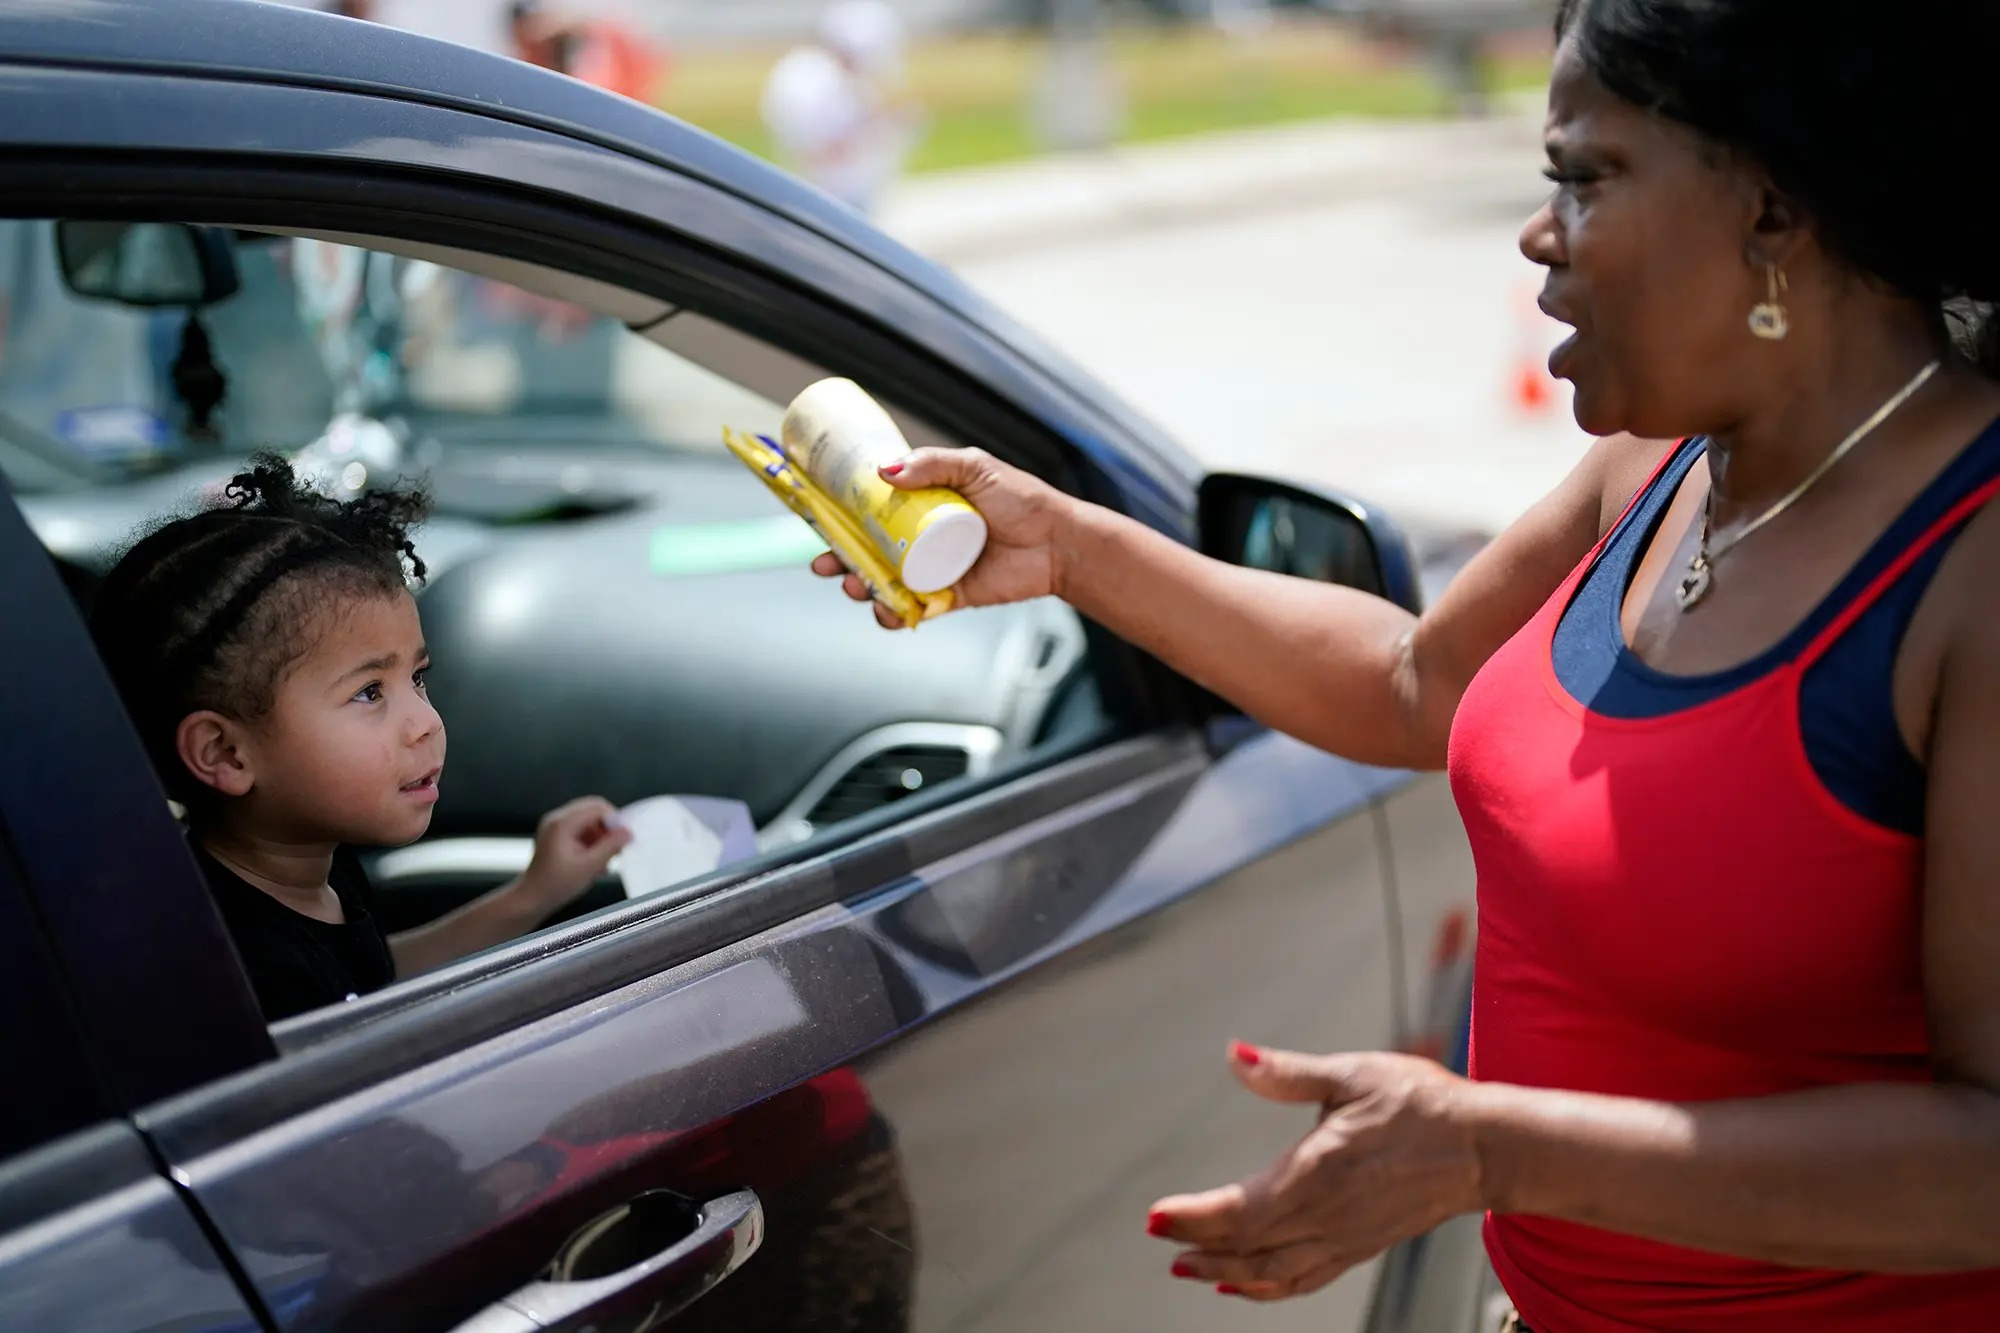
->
[175, 711, 256, 798]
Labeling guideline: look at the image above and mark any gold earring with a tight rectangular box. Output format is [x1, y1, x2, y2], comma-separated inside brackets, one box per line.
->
[1749, 264, 1789, 341]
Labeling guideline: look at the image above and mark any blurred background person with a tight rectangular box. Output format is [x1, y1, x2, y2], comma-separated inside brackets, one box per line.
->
[506, 0, 666, 101]
[507, 0, 581, 74]
[760, 0, 923, 217]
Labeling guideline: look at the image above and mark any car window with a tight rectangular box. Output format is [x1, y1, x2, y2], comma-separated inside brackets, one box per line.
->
[0, 221, 765, 482]
[4, 219, 1112, 1030]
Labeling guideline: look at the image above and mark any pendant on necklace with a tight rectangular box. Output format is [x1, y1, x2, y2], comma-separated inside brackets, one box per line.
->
[1677, 554, 1712, 611]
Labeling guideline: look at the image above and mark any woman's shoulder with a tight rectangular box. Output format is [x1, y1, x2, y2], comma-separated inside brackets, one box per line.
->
[1591, 434, 1689, 539]
[1923, 485, 2000, 651]
[1491, 431, 1684, 560]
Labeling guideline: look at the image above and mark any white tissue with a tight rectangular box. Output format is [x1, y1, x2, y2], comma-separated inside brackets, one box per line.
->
[614, 795, 757, 898]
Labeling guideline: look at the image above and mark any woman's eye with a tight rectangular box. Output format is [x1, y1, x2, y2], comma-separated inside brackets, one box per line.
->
[413, 668, 430, 692]
[1542, 167, 1597, 188]
[354, 682, 385, 704]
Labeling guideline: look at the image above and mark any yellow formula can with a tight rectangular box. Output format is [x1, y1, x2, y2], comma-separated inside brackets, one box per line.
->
[779, 378, 989, 595]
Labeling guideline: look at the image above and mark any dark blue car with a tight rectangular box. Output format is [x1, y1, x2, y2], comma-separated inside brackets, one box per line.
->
[0, 2, 1492, 1330]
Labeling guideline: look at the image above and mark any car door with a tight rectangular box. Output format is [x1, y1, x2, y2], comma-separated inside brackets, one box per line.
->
[0, 38, 1456, 1333]
[9, 478, 1410, 1333]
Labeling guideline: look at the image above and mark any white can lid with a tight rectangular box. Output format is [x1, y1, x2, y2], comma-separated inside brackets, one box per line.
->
[900, 507, 988, 594]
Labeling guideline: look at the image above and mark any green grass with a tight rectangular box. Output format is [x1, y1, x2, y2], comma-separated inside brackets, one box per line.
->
[907, 107, 1041, 174]
[657, 24, 1551, 176]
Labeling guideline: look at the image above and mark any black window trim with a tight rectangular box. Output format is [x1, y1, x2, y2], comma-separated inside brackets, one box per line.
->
[0, 150, 1217, 1118]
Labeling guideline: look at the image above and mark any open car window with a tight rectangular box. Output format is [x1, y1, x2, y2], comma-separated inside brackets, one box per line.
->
[0, 221, 770, 484]
[5, 219, 1112, 1032]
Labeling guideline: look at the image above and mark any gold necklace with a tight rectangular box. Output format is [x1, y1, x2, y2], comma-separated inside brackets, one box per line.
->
[1677, 358, 1942, 612]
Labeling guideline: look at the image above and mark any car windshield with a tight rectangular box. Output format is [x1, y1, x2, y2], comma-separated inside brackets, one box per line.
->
[0, 221, 749, 496]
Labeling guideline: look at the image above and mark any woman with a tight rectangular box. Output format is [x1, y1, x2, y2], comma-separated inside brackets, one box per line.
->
[814, 1, 2000, 1327]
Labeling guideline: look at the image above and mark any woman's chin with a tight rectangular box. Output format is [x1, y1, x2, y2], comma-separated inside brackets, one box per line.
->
[1566, 381, 1625, 439]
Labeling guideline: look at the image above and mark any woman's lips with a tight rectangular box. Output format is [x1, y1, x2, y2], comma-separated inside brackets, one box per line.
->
[1536, 292, 1579, 379]
[1548, 331, 1581, 379]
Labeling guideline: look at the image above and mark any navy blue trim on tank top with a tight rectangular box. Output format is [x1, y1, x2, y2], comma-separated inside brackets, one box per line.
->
[1553, 417, 2000, 835]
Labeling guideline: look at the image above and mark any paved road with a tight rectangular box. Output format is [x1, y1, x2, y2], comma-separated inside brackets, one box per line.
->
[937, 139, 1591, 539]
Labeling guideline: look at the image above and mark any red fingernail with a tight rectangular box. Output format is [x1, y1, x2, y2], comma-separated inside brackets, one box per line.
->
[1171, 1260, 1197, 1279]
[1230, 1041, 1262, 1067]
[1146, 1211, 1172, 1237]
[1218, 1284, 1243, 1296]
[881, 462, 904, 476]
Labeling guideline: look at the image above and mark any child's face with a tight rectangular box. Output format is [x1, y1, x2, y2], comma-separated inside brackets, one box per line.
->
[236, 591, 446, 848]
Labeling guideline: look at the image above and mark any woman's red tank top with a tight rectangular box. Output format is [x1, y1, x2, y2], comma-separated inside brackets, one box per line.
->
[1447, 445, 2000, 1330]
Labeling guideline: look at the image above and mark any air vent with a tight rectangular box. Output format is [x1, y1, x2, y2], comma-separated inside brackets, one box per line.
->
[804, 744, 973, 826]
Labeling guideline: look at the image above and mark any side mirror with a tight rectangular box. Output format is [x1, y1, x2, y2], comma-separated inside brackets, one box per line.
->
[55, 220, 240, 309]
[1199, 473, 1423, 615]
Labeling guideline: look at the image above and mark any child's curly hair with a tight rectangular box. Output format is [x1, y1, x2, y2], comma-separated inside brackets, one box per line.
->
[90, 454, 430, 808]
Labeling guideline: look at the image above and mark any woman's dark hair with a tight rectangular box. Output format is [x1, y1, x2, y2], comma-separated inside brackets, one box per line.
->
[89, 454, 429, 807]
[1556, 0, 2000, 373]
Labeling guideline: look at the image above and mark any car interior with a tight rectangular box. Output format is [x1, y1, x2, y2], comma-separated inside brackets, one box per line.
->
[4, 218, 1119, 991]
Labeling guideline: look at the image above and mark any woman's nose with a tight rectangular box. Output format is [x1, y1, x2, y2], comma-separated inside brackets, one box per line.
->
[1519, 198, 1565, 269]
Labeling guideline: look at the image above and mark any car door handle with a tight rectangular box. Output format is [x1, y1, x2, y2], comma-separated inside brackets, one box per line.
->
[450, 1188, 763, 1333]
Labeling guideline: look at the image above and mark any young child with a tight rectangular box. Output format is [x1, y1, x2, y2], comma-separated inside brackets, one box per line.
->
[88, 456, 631, 1022]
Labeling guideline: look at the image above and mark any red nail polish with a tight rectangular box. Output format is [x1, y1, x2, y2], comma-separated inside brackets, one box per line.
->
[1230, 1041, 1262, 1067]
[1171, 1261, 1197, 1279]
[1218, 1284, 1243, 1296]
[1146, 1211, 1172, 1237]
[881, 462, 905, 476]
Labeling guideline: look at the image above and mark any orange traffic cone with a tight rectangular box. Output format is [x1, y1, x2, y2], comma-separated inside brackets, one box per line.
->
[1509, 284, 1559, 415]
[1513, 361, 1553, 413]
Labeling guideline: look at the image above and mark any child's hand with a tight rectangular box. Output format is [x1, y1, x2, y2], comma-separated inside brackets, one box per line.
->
[517, 797, 633, 912]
